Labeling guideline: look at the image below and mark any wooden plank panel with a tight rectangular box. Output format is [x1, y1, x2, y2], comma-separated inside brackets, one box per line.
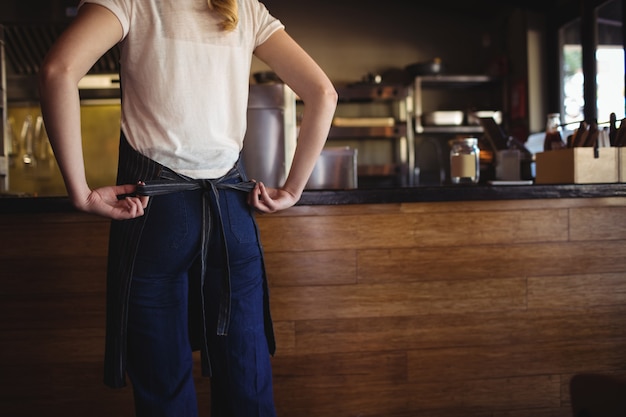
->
[269, 277, 527, 321]
[570, 206, 626, 241]
[273, 351, 408, 417]
[528, 272, 626, 310]
[258, 209, 569, 252]
[0, 256, 107, 295]
[400, 197, 626, 214]
[406, 339, 626, 382]
[357, 240, 626, 283]
[0, 221, 109, 258]
[378, 410, 493, 417]
[0, 328, 105, 364]
[273, 374, 560, 416]
[494, 407, 573, 417]
[288, 306, 626, 356]
[0, 358, 212, 417]
[272, 350, 407, 382]
[0, 211, 108, 226]
[0, 293, 105, 330]
[272, 320, 296, 355]
[264, 250, 357, 287]
[258, 213, 416, 252]
[267, 203, 405, 218]
[410, 209, 569, 247]
[0, 369, 135, 417]
[406, 375, 561, 410]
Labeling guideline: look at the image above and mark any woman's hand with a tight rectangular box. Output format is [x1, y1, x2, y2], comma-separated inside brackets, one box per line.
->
[72, 183, 150, 220]
[247, 181, 299, 214]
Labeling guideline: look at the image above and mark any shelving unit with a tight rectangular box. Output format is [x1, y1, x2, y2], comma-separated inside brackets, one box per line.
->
[412, 74, 507, 185]
[414, 74, 504, 134]
[329, 84, 415, 187]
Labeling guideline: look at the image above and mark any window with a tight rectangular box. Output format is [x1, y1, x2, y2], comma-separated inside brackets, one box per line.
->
[559, 0, 624, 126]
[596, 0, 625, 121]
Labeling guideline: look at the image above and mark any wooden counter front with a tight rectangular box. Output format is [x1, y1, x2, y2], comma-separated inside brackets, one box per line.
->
[2, 196, 626, 416]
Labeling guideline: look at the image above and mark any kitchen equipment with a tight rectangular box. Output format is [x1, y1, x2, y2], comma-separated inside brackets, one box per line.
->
[495, 149, 521, 181]
[241, 83, 297, 188]
[422, 110, 464, 126]
[305, 147, 358, 190]
[479, 116, 534, 180]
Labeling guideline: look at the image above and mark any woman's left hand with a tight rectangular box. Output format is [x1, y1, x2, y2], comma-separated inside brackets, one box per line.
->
[247, 181, 299, 214]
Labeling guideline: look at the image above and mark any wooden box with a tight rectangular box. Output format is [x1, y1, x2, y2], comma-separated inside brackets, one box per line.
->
[535, 147, 618, 184]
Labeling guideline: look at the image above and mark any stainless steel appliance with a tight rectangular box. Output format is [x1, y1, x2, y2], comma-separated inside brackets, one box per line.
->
[241, 83, 297, 188]
[305, 147, 358, 190]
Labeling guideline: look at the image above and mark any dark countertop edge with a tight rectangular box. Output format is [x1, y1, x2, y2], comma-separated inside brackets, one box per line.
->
[2, 183, 626, 214]
[298, 183, 626, 205]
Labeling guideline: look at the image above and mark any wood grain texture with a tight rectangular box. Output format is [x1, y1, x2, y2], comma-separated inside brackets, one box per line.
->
[2, 198, 626, 416]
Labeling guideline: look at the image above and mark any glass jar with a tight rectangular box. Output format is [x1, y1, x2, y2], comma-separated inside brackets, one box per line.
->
[543, 113, 565, 151]
[449, 137, 480, 184]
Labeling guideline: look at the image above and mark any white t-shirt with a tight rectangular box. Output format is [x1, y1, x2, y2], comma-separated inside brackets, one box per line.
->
[79, 0, 284, 179]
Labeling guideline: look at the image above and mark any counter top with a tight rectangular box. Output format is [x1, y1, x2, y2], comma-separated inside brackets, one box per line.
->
[2, 183, 626, 214]
[298, 183, 626, 205]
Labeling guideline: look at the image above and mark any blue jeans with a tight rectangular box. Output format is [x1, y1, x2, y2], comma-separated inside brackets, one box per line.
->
[126, 182, 276, 417]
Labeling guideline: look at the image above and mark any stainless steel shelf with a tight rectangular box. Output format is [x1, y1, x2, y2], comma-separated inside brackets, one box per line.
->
[414, 74, 505, 136]
[333, 83, 415, 186]
[335, 84, 412, 102]
[416, 74, 499, 88]
[328, 124, 408, 139]
[418, 125, 485, 135]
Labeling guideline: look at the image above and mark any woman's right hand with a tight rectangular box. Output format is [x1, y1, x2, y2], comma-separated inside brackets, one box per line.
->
[71, 184, 150, 220]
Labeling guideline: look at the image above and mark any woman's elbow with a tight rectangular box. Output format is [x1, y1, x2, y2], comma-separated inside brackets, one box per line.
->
[38, 58, 79, 92]
[316, 82, 338, 111]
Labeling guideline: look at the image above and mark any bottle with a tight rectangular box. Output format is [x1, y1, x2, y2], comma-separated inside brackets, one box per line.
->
[449, 137, 480, 184]
[543, 113, 565, 151]
[20, 115, 37, 167]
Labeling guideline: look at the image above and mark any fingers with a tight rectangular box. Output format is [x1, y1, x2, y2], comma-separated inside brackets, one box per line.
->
[250, 182, 291, 214]
[249, 181, 273, 213]
[115, 182, 149, 211]
[123, 195, 146, 217]
[84, 184, 150, 220]
[135, 182, 149, 209]
[247, 181, 260, 206]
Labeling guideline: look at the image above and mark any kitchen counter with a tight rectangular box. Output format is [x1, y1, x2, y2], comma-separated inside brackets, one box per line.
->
[2, 183, 626, 213]
[2, 182, 626, 417]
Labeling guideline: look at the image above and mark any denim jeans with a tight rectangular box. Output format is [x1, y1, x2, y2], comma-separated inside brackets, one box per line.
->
[126, 182, 276, 417]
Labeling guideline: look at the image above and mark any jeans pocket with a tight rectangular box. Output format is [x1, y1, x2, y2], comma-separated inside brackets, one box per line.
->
[224, 190, 257, 244]
[137, 192, 193, 265]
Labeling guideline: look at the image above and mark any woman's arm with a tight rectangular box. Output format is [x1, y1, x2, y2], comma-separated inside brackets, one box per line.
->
[250, 29, 337, 213]
[39, 4, 148, 219]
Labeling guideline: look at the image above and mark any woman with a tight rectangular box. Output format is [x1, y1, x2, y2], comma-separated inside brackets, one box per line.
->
[38, 0, 337, 416]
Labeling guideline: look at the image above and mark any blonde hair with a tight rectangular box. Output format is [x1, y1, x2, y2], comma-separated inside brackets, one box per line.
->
[207, 0, 239, 31]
